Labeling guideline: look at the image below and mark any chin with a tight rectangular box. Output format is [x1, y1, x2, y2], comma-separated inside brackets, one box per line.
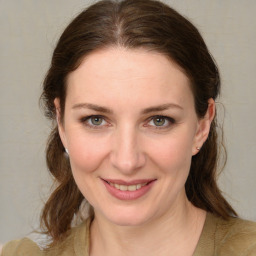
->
[108, 215, 149, 227]
[99, 205, 155, 227]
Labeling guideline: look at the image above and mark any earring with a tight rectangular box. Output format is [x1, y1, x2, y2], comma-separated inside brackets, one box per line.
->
[65, 148, 69, 155]
[196, 147, 200, 151]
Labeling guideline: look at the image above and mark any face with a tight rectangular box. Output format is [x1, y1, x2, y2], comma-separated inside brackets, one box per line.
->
[56, 47, 213, 226]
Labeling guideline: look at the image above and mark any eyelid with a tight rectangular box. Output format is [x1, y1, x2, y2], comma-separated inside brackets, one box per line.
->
[80, 115, 110, 129]
[79, 114, 176, 130]
[145, 115, 176, 129]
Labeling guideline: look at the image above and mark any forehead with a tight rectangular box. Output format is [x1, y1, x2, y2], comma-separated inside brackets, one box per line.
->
[66, 47, 193, 109]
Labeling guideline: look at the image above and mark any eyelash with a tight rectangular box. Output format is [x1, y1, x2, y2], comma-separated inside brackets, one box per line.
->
[80, 115, 108, 129]
[80, 115, 176, 130]
[146, 115, 176, 129]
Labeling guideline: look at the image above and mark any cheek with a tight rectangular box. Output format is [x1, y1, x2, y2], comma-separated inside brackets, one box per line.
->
[147, 130, 194, 174]
[67, 132, 109, 173]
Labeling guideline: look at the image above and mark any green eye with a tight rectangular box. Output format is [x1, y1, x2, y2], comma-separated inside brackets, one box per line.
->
[153, 117, 166, 126]
[81, 115, 108, 129]
[90, 116, 103, 126]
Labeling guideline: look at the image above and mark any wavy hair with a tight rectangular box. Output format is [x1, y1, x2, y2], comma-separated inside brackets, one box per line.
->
[40, 0, 237, 247]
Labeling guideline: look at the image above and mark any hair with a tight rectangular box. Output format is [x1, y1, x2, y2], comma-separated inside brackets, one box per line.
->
[40, 0, 237, 247]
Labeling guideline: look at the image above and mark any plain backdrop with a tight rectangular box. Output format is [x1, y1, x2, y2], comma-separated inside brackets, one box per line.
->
[0, 0, 256, 244]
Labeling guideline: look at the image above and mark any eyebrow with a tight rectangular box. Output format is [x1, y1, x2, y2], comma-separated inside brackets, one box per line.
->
[141, 103, 183, 114]
[72, 103, 113, 114]
[72, 103, 183, 114]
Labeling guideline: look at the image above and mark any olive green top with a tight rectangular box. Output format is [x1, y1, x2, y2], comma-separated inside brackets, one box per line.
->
[2, 213, 256, 255]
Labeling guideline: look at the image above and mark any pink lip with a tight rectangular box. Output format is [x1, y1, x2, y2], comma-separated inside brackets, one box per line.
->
[102, 178, 155, 186]
[101, 178, 156, 200]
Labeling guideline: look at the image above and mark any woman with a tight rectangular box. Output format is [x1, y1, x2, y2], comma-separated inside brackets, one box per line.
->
[2, 0, 256, 255]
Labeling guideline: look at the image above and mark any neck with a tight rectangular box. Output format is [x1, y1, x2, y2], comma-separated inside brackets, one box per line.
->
[90, 195, 206, 256]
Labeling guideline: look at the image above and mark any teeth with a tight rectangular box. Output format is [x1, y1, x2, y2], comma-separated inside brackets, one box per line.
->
[128, 185, 137, 191]
[136, 184, 141, 189]
[120, 185, 127, 191]
[114, 183, 120, 189]
[109, 182, 148, 191]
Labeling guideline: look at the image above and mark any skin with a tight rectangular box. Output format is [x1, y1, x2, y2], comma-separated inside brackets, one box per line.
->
[55, 47, 215, 256]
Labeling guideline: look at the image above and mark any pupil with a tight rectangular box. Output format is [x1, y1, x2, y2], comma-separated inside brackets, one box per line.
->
[92, 117, 102, 125]
[154, 117, 165, 126]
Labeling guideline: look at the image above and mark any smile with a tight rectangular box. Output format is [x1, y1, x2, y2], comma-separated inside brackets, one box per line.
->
[108, 182, 148, 191]
[102, 179, 156, 200]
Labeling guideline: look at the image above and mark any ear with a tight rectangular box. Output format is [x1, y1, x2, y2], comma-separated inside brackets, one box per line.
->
[54, 98, 68, 150]
[192, 98, 215, 156]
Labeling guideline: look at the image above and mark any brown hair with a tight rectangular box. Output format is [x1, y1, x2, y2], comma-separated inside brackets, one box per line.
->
[40, 0, 237, 247]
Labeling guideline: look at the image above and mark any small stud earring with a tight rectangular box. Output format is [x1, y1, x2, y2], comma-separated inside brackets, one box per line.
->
[196, 147, 200, 151]
[65, 148, 69, 154]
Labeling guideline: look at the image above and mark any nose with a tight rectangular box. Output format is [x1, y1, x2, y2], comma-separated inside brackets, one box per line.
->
[110, 124, 146, 174]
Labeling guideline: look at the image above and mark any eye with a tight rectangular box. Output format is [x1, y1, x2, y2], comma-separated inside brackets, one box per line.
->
[89, 116, 104, 126]
[147, 115, 175, 128]
[80, 115, 108, 128]
[152, 117, 166, 126]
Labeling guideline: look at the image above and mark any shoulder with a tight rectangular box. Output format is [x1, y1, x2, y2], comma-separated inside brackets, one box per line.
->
[1, 217, 91, 256]
[214, 215, 256, 255]
[1, 238, 42, 256]
[46, 219, 90, 255]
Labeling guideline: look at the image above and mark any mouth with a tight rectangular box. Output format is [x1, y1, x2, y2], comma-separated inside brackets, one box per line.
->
[105, 180, 152, 191]
[101, 178, 156, 200]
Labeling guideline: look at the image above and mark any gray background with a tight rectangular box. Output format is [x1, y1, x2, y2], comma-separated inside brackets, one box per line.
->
[0, 0, 255, 244]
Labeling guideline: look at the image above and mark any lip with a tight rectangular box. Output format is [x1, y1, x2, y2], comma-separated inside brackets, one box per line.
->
[101, 178, 156, 200]
[102, 178, 155, 186]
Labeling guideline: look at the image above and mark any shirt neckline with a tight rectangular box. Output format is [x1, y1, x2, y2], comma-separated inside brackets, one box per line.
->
[77, 212, 217, 256]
